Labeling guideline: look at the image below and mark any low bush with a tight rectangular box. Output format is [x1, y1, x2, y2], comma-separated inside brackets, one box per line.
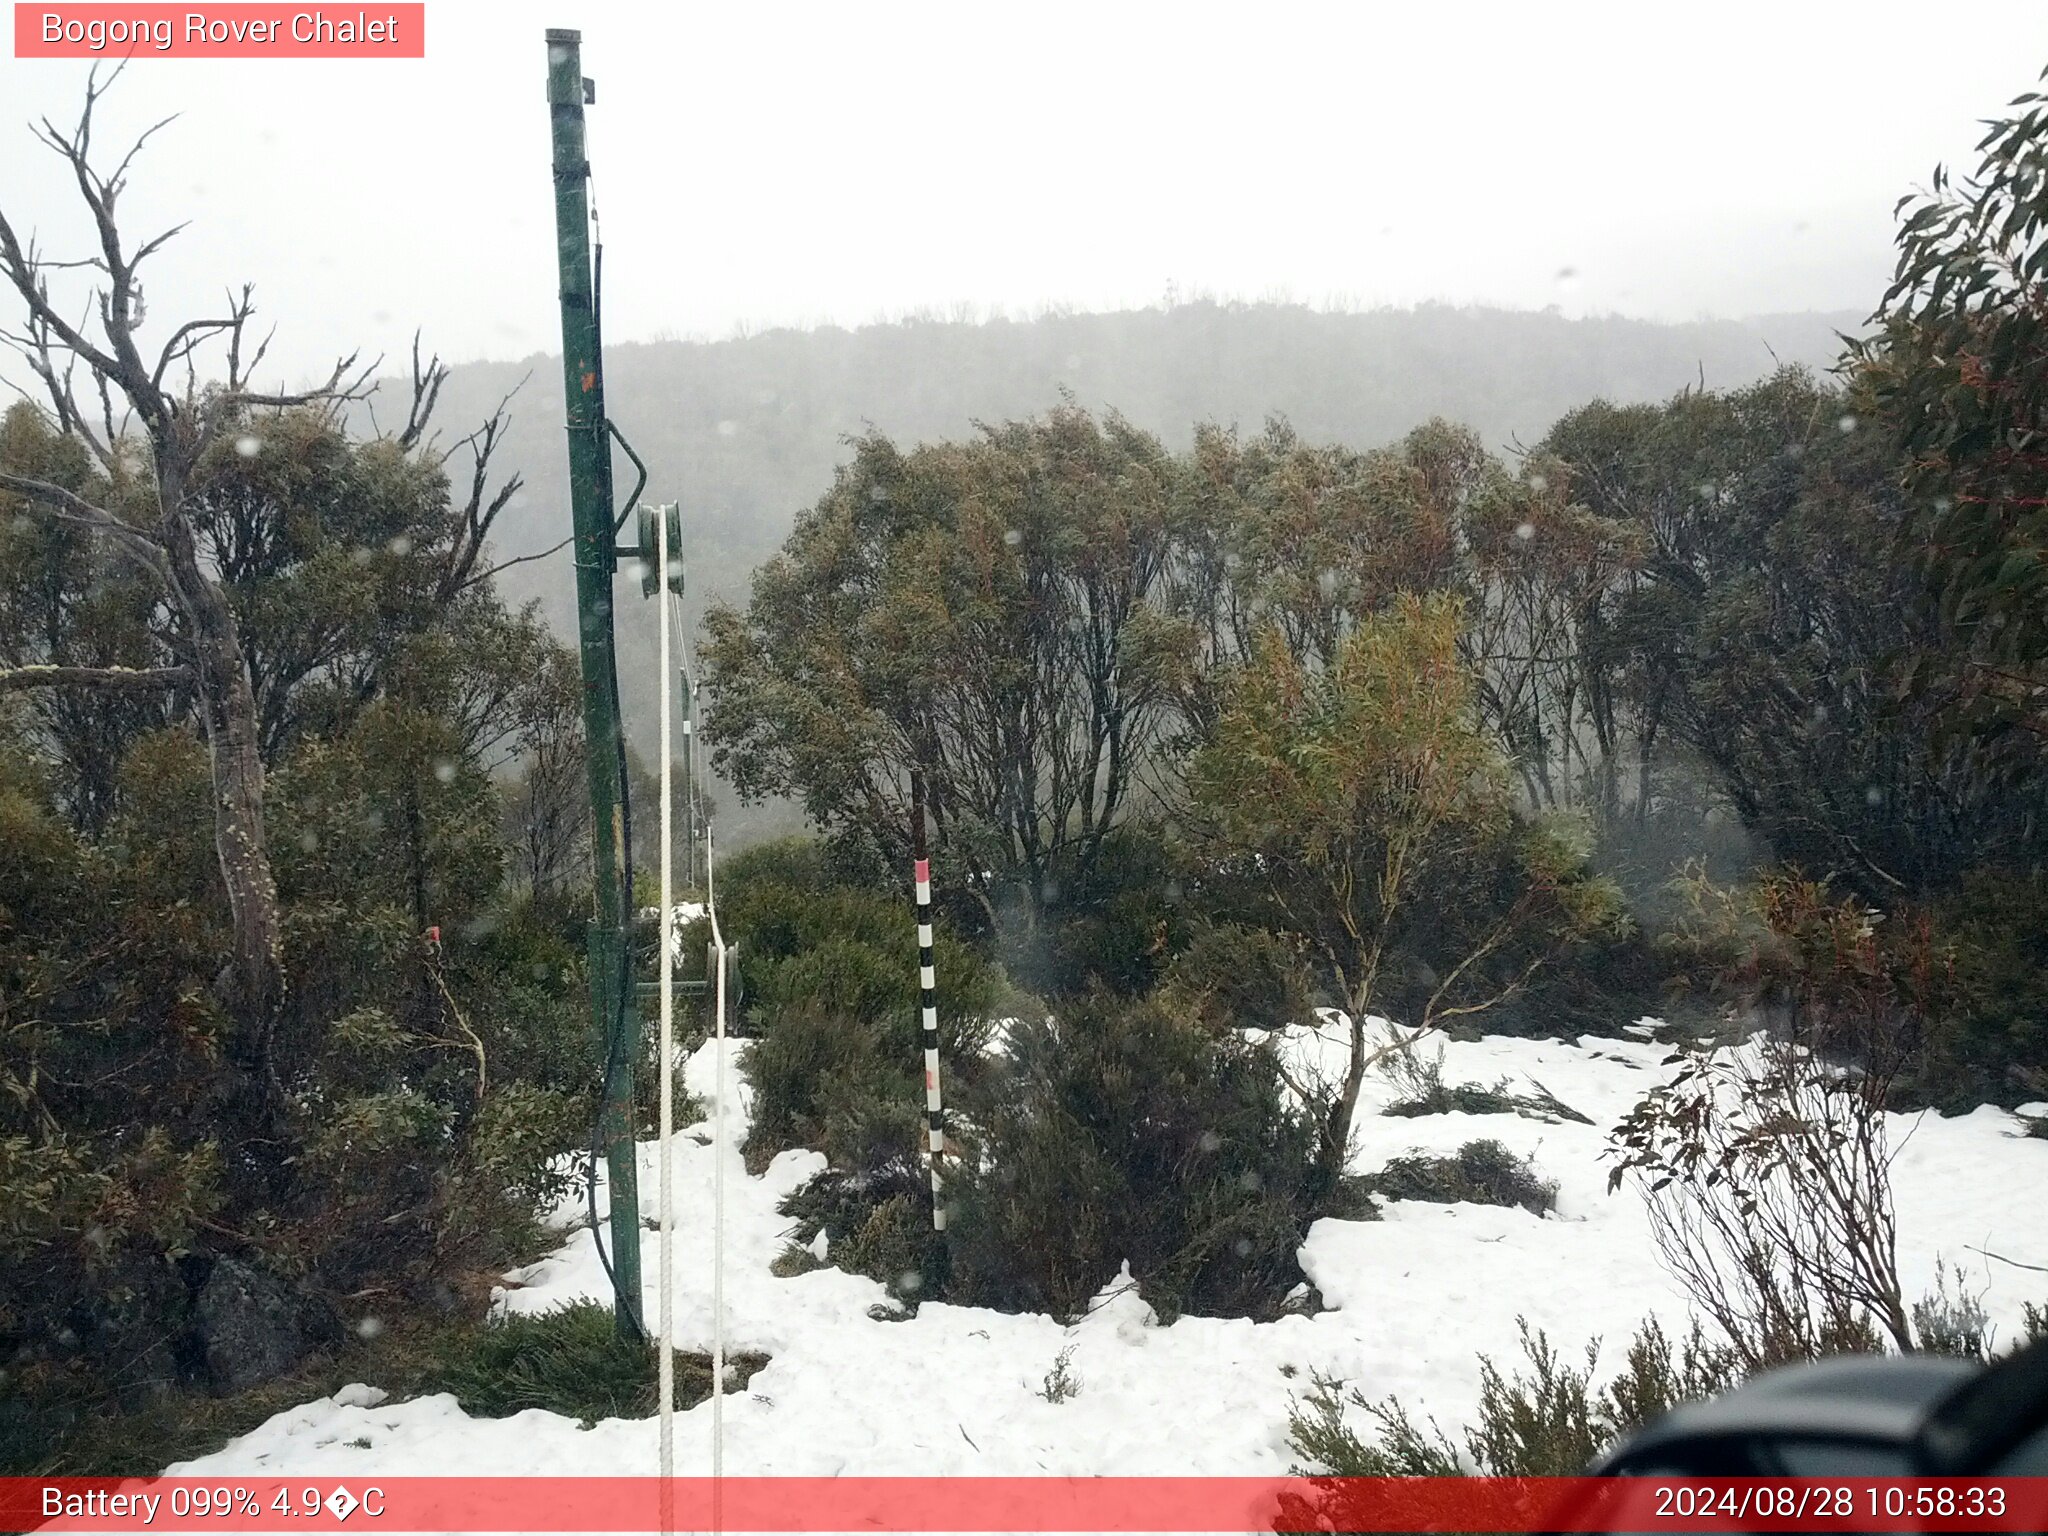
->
[722, 838, 1014, 1171]
[1286, 1314, 1739, 1482]
[1367, 1140, 1558, 1216]
[777, 1164, 933, 1299]
[5, 1301, 771, 1476]
[1913, 1259, 1993, 1360]
[1158, 918, 1318, 1032]
[422, 1302, 767, 1423]
[2012, 1302, 2048, 1358]
[1379, 1042, 1592, 1126]
[943, 992, 1320, 1322]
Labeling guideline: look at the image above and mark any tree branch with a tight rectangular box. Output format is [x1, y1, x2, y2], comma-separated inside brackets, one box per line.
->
[0, 663, 190, 693]
[0, 469, 170, 579]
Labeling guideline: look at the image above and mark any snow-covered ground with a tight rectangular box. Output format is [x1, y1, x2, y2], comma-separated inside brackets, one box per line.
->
[170, 1015, 2048, 1480]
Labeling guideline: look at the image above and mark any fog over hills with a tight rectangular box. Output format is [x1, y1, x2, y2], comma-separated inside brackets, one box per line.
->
[410, 300, 1862, 843]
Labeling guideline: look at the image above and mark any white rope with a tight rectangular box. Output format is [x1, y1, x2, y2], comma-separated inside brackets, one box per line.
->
[655, 509, 676, 1526]
[662, 560, 729, 1511]
[655, 525, 727, 1523]
[707, 810, 728, 1498]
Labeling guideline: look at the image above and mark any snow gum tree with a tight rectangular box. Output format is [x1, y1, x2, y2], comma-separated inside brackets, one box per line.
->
[702, 406, 1184, 937]
[1187, 592, 1623, 1194]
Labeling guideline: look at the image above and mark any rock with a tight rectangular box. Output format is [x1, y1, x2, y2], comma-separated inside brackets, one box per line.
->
[194, 1257, 316, 1392]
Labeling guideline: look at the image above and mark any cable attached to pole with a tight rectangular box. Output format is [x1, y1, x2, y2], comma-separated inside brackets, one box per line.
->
[656, 507, 676, 1529]
[702, 662, 729, 1519]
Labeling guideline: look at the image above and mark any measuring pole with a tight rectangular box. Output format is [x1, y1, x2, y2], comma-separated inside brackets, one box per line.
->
[546, 27, 642, 1335]
[910, 770, 948, 1290]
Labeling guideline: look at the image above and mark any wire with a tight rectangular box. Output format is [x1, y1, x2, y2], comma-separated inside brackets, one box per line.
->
[656, 506, 676, 1527]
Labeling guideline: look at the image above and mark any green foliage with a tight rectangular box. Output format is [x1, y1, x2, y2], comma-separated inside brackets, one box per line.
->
[1542, 368, 2035, 904]
[1913, 1259, 1993, 1361]
[1006, 823, 1196, 1001]
[1287, 1314, 1739, 1480]
[1913, 868, 2048, 1107]
[776, 1167, 932, 1299]
[725, 839, 1011, 1167]
[702, 408, 1185, 935]
[420, 1303, 766, 1423]
[944, 992, 1320, 1322]
[5, 1301, 770, 1475]
[1159, 918, 1317, 1032]
[1187, 593, 1621, 1190]
[832, 1195, 929, 1296]
[1366, 1140, 1559, 1216]
[2012, 1302, 2048, 1357]
[1845, 70, 2048, 777]
[0, 395, 602, 1468]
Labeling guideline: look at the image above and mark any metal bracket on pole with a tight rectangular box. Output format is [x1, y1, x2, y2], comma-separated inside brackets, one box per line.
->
[635, 503, 685, 597]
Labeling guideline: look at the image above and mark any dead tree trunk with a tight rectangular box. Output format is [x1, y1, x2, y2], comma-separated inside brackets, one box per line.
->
[0, 72, 371, 1082]
[160, 501, 281, 1025]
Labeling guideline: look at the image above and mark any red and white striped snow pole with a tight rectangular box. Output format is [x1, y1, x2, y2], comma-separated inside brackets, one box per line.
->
[910, 769, 945, 1236]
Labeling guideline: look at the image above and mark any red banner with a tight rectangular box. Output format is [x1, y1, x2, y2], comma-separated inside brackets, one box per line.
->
[5, 1476, 2048, 1532]
[13, 5, 425, 58]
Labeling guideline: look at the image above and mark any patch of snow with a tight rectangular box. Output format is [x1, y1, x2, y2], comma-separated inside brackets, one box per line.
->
[170, 1024, 2048, 1482]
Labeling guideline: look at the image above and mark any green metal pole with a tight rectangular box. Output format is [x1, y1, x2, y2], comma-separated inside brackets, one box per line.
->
[545, 27, 642, 1335]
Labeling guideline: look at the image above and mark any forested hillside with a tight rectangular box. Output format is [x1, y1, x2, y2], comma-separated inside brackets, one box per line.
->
[422, 303, 1855, 843]
[11, 30, 2048, 1493]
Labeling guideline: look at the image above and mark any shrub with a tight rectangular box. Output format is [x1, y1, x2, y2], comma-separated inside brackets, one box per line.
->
[1159, 918, 1317, 1032]
[1611, 872, 1930, 1365]
[1007, 824, 1195, 1000]
[2008, 1302, 2048, 1358]
[1286, 1314, 1740, 1483]
[1367, 1140, 1558, 1216]
[428, 1304, 673, 1422]
[1598, 1315, 1740, 1438]
[1038, 1345, 1082, 1403]
[725, 839, 1014, 1171]
[770, 1243, 824, 1279]
[777, 1168, 933, 1298]
[1912, 868, 2048, 1110]
[744, 1003, 922, 1169]
[421, 1303, 767, 1423]
[943, 993, 1320, 1322]
[1378, 1042, 1592, 1125]
[1913, 1259, 1992, 1360]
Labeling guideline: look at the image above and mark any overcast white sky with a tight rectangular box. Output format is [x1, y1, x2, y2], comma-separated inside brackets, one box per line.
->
[2, 1, 2045, 389]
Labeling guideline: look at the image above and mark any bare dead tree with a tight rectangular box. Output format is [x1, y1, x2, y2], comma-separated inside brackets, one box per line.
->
[368, 331, 534, 604]
[0, 70, 377, 1094]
